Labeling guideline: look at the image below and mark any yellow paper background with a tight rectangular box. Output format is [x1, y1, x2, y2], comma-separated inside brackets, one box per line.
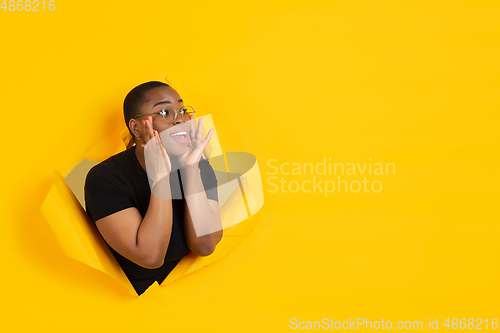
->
[1, 0, 499, 332]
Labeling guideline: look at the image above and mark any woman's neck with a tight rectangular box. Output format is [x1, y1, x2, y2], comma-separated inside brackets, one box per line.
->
[134, 145, 147, 173]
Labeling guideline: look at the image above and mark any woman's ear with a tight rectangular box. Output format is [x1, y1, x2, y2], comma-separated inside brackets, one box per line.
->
[129, 118, 141, 138]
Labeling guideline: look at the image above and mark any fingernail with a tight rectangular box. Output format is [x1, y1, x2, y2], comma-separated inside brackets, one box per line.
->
[142, 120, 145, 125]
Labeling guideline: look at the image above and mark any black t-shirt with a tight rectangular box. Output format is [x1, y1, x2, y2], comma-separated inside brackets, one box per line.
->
[84, 145, 218, 295]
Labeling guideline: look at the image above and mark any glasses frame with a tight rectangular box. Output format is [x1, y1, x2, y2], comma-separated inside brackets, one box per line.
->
[134, 105, 195, 124]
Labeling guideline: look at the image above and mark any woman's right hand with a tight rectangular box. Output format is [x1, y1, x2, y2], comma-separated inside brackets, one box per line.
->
[141, 116, 172, 185]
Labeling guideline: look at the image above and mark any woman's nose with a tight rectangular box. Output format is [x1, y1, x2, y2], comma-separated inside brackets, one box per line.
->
[173, 116, 184, 125]
[173, 110, 185, 124]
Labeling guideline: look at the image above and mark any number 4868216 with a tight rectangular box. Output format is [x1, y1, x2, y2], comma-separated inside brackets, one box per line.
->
[1, 0, 55, 11]
[443, 318, 498, 329]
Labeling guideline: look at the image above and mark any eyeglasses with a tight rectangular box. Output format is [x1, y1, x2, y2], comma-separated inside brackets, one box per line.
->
[134, 106, 195, 124]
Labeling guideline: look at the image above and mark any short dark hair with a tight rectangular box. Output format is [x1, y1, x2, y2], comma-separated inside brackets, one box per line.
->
[123, 81, 170, 137]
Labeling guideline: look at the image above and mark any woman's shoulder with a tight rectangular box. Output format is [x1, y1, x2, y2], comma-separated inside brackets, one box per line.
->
[197, 157, 218, 182]
[197, 156, 215, 171]
[86, 147, 135, 181]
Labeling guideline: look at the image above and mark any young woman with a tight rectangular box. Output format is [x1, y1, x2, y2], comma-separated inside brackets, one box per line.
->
[84, 81, 222, 295]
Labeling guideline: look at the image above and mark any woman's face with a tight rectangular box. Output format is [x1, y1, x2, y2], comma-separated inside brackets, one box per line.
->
[135, 85, 190, 156]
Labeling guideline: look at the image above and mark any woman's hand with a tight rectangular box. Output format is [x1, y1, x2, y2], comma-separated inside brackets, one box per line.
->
[178, 116, 214, 169]
[141, 116, 172, 184]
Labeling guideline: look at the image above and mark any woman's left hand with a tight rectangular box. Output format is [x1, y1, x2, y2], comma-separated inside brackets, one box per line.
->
[178, 116, 214, 169]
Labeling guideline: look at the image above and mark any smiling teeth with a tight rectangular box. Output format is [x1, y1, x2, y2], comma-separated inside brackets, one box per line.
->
[170, 131, 187, 137]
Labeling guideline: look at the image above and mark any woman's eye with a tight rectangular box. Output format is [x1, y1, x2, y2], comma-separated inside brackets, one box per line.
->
[160, 109, 170, 116]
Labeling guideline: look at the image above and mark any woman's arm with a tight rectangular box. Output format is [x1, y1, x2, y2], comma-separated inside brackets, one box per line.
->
[95, 121, 174, 269]
[181, 165, 223, 256]
[95, 175, 173, 268]
[135, 175, 174, 265]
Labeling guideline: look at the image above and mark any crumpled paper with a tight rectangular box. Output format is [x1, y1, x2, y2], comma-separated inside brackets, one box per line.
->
[40, 115, 264, 296]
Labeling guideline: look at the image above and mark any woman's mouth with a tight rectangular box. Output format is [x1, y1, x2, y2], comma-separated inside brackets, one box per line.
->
[169, 131, 188, 144]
